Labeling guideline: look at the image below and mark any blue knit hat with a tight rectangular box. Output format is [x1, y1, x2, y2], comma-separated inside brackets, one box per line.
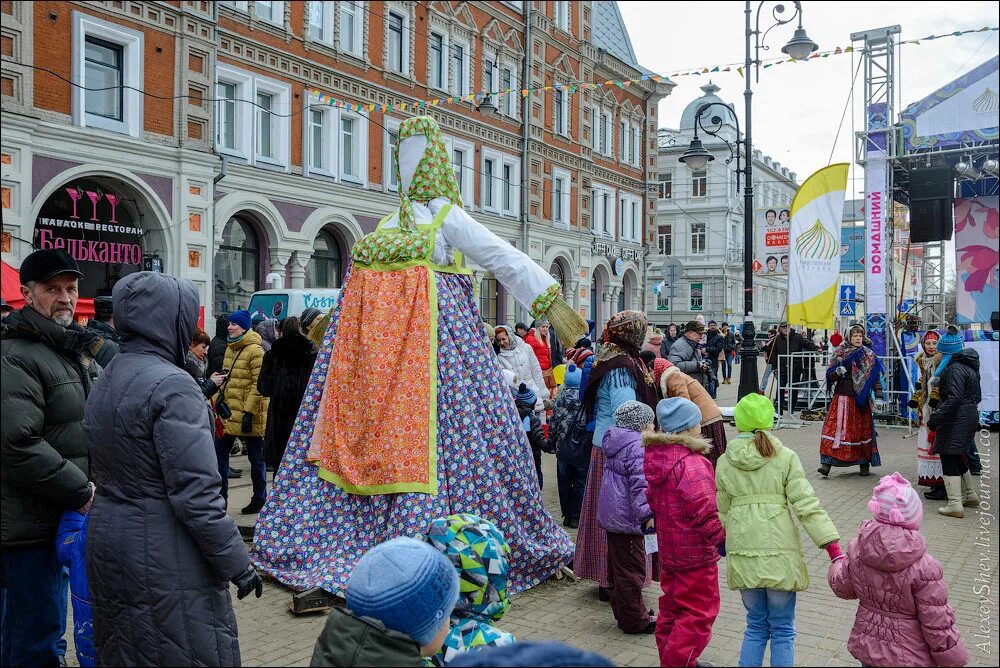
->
[934, 326, 963, 378]
[228, 309, 253, 332]
[514, 383, 536, 406]
[346, 537, 460, 647]
[656, 397, 702, 434]
[563, 363, 582, 388]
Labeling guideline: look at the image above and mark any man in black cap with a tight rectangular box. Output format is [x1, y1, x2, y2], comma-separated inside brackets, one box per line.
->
[769, 321, 818, 414]
[1, 249, 99, 666]
[86, 295, 121, 368]
[667, 320, 712, 389]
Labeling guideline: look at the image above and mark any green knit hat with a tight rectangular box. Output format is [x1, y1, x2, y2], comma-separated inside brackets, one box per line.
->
[734, 393, 775, 433]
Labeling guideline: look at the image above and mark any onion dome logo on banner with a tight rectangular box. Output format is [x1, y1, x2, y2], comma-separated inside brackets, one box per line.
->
[795, 220, 840, 260]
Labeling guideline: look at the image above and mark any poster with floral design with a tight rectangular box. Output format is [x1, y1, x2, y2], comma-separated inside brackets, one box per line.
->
[954, 196, 999, 324]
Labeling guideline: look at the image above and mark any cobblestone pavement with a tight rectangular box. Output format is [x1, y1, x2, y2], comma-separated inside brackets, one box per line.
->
[69, 377, 1000, 667]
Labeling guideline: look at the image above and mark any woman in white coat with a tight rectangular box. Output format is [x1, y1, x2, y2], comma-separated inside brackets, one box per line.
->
[495, 324, 549, 411]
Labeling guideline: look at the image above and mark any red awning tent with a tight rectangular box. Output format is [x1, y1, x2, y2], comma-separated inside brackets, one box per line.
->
[2, 260, 204, 329]
[2, 259, 95, 322]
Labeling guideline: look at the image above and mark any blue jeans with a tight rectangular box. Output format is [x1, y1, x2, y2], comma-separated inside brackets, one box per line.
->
[739, 589, 796, 667]
[216, 435, 266, 504]
[761, 364, 774, 394]
[722, 353, 733, 380]
[1, 547, 66, 667]
[556, 458, 588, 522]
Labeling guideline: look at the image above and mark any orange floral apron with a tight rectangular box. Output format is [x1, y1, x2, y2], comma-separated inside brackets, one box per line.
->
[309, 205, 468, 495]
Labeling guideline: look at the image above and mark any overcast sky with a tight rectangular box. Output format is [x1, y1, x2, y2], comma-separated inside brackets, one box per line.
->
[619, 1, 1000, 190]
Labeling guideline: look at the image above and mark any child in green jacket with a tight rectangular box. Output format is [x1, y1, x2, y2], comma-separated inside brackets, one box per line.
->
[715, 394, 841, 667]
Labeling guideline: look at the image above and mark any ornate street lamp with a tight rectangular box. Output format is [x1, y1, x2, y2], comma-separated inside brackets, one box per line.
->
[734, 1, 817, 399]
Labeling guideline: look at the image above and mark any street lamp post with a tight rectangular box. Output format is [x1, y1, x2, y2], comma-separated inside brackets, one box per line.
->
[679, 1, 817, 400]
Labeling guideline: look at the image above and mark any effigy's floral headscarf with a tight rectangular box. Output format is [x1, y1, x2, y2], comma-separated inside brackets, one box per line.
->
[395, 116, 463, 231]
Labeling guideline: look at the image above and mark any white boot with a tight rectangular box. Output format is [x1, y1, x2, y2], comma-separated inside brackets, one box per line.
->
[961, 472, 980, 508]
[938, 476, 965, 518]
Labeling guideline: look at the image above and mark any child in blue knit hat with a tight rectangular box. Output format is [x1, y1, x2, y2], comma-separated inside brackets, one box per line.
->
[550, 364, 587, 527]
[311, 537, 460, 667]
[513, 383, 548, 489]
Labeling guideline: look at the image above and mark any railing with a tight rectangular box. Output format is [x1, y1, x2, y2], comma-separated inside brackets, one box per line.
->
[771, 351, 916, 433]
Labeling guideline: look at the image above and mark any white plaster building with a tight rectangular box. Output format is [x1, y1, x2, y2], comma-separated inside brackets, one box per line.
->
[648, 82, 799, 330]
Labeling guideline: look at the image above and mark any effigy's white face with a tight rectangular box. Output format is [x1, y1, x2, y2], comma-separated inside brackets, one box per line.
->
[398, 134, 428, 194]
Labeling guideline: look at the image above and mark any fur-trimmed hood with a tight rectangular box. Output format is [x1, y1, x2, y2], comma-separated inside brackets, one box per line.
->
[642, 431, 712, 454]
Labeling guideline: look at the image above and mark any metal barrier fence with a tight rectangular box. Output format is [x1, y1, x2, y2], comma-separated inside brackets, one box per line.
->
[772, 351, 917, 432]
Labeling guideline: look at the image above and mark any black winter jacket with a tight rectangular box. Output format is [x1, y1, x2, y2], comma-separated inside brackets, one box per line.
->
[928, 349, 981, 456]
[1, 307, 99, 547]
[86, 318, 121, 368]
[257, 334, 317, 468]
[207, 315, 229, 376]
[83, 272, 250, 666]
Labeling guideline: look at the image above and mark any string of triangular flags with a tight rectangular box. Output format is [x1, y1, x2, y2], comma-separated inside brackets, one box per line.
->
[309, 26, 998, 114]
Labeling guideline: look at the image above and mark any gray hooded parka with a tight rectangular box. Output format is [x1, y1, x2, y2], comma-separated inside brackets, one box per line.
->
[83, 272, 250, 666]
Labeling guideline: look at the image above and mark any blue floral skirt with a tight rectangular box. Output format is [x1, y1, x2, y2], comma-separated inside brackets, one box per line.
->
[251, 272, 573, 595]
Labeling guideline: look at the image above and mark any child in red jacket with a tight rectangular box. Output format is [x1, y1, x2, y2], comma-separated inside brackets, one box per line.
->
[644, 397, 725, 668]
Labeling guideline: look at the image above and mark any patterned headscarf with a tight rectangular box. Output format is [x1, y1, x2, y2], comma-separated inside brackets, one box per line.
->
[829, 334, 884, 408]
[596, 310, 647, 363]
[395, 116, 463, 231]
[425, 514, 514, 667]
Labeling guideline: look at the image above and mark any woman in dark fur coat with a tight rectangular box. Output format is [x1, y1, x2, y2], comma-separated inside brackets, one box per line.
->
[257, 317, 317, 471]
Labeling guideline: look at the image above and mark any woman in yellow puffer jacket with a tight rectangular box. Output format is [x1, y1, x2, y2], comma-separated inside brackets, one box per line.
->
[218, 309, 269, 514]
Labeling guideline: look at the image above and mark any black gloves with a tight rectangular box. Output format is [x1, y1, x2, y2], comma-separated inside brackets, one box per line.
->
[232, 565, 263, 600]
[241, 413, 254, 433]
[907, 398, 919, 409]
[717, 542, 727, 557]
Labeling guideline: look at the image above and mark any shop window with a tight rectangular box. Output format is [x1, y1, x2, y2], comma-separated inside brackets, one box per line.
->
[214, 217, 260, 314]
[72, 12, 144, 137]
[307, 228, 343, 288]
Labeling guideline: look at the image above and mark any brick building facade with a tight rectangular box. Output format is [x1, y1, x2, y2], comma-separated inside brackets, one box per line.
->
[2, 1, 670, 332]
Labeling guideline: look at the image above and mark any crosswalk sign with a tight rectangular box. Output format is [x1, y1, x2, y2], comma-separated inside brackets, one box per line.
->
[840, 301, 857, 316]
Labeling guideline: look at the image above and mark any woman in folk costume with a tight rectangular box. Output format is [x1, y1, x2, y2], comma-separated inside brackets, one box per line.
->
[251, 116, 584, 594]
[818, 325, 884, 478]
[908, 331, 945, 500]
[573, 311, 658, 597]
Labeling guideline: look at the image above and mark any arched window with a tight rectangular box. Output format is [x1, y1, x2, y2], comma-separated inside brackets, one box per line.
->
[214, 216, 259, 314]
[550, 261, 565, 290]
[307, 228, 343, 288]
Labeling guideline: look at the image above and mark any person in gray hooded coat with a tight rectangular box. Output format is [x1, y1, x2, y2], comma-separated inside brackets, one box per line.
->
[82, 272, 262, 667]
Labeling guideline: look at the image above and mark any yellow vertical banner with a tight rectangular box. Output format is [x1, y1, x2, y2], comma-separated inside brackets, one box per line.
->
[787, 163, 849, 329]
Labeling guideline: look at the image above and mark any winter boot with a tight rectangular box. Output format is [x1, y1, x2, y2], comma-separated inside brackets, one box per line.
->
[961, 472, 980, 508]
[938, 476, 965, 518]
[924, 486, 947, 501]
[817, 463, 831, 477]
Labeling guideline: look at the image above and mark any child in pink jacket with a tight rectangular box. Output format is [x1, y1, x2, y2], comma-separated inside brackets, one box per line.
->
[828, 472, 969, 667]
[644, 397, 725, 668]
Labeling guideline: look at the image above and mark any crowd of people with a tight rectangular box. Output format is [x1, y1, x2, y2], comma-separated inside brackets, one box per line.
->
[1, 115, 984, 668]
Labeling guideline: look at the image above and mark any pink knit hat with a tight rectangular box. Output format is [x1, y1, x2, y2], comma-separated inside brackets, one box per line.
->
[867, 472, 923, 530]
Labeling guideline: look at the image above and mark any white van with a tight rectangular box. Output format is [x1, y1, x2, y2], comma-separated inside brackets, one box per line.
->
[248, 288, 341, 321]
